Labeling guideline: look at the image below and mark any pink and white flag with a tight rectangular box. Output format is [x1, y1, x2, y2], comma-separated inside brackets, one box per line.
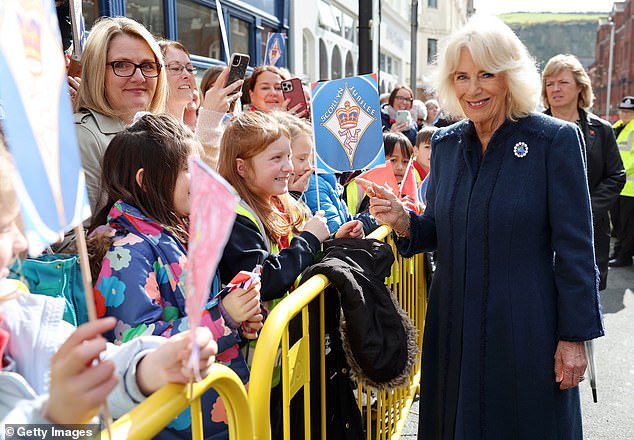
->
[185, 157, 239, 379]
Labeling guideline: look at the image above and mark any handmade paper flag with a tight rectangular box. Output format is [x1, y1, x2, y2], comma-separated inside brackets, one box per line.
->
[399, 160, 417, 197]
[357, 161, 399, 196]
[0, 0, 90, 255]
[311, 74, 385, 173]
[263, 32, 286, 67]
[399, 159, 422, 213]
[185, 157, 239, 378]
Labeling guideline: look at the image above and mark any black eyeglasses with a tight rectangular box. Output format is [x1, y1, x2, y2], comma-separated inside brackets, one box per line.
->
[107, 61, 162, 78]
[394, 96, 413, 102]
[165, 62, 197, 75]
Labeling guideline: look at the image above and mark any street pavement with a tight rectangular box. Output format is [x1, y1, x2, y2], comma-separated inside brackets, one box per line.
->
[400, 259, 634, 439]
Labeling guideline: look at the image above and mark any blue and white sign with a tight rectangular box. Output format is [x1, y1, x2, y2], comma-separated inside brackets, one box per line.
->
[311, 74, 384, 173]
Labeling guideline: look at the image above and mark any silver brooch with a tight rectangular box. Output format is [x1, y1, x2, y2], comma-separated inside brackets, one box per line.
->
[513, 142, 528, 158]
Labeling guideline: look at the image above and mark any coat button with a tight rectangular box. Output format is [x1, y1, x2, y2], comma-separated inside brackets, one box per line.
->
[341, 368, 347, 374]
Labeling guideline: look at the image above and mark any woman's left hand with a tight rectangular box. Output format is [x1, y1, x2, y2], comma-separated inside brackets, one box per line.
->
[554, 340, 587, 390]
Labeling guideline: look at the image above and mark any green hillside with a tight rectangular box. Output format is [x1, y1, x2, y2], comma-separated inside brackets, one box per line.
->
[500, 12, 606, 24]
[498, 13, 609, 68]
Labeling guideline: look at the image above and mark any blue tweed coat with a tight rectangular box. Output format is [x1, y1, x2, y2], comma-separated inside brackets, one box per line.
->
[398, 113, 604, 439]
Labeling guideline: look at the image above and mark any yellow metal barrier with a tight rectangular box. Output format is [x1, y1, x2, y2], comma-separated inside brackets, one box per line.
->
[359, 229, 427, 439]
[100, 226, 426, 439]
[100, 363, 253, 440]
[248, 226, 427, 440]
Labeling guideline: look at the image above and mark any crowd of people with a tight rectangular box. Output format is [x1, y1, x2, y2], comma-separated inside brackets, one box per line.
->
[1, 10, 630, 440]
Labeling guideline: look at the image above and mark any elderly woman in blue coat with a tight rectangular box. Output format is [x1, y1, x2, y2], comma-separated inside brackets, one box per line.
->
[361, 16, 604, 440]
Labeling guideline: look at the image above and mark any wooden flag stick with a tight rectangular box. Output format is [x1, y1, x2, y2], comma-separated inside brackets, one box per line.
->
[74, 223, 113, 436]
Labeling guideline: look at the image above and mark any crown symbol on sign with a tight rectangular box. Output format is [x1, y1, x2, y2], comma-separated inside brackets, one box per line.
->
[336, 101, 360, 129]
[18, 14, 43, 69]
[270, 37, 280, 56]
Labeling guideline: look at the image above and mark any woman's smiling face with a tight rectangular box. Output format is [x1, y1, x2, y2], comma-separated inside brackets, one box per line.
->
[453, 47, 508, 129]
[249, 71, 284, 112]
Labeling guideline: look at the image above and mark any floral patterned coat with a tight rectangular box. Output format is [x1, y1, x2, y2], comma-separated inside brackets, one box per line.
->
[94, 200, 248, 439]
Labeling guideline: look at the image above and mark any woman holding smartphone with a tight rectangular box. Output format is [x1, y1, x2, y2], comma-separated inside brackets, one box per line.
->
[380, 84, 418, 145]
[247, 65, 307, 117]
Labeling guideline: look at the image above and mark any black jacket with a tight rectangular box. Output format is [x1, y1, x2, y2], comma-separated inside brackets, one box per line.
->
[303, 238, 418, 389]
[293, 238, 417, 440]
[218, 209, 321, 301]
[579, 109, 625, 217]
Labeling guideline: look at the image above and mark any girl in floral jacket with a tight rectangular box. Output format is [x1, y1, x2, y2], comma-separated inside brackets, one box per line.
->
[90, 114, 262, 439]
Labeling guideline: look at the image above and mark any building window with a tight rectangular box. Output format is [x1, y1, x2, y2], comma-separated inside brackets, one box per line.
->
[379, 53, 386, 73]
[318, 0, 340, 32]
[332, 45, 342, 79]
[345, 51, 354, 77]
[177, 0, 221, 59]
[342, 13, 356, 43]
[303, 30, 315, 79]
[319, 39, 328, 80]
[428, 0, 438, 8]
[427, 38, 437, 64]
[126, 0, 165, 37]
[229, 17, 250, 59]
[303, 33, 309, 76]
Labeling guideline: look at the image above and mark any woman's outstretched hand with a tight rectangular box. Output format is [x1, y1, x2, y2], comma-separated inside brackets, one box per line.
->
[357, 178, 411, 237]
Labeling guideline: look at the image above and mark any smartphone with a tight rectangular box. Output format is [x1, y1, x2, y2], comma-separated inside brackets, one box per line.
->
[225, 53, 250, 93]
[281, 78, 308, 113]
[396, 110, 410, 125]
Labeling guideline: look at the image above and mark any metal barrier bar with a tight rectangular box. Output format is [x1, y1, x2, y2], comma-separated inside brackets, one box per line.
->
[100, 363, 253, 440]
[249, 226, 427, 440]
[102, 225, 426, 440]
[249, 272, 330, 440]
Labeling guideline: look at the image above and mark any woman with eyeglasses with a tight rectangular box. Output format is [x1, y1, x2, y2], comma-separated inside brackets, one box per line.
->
[74, 16, 167, 215]
[381, 84, 418, 145]
[158, 40, 198, 130]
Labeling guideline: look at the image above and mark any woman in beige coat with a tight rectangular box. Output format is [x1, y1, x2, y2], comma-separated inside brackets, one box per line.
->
[73, 17, 167, 214]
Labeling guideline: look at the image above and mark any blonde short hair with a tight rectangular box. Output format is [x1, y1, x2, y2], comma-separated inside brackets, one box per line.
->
[434, 15, 540, 121]
[541, 54, 594, 110]
[74, 17, 167, 118]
